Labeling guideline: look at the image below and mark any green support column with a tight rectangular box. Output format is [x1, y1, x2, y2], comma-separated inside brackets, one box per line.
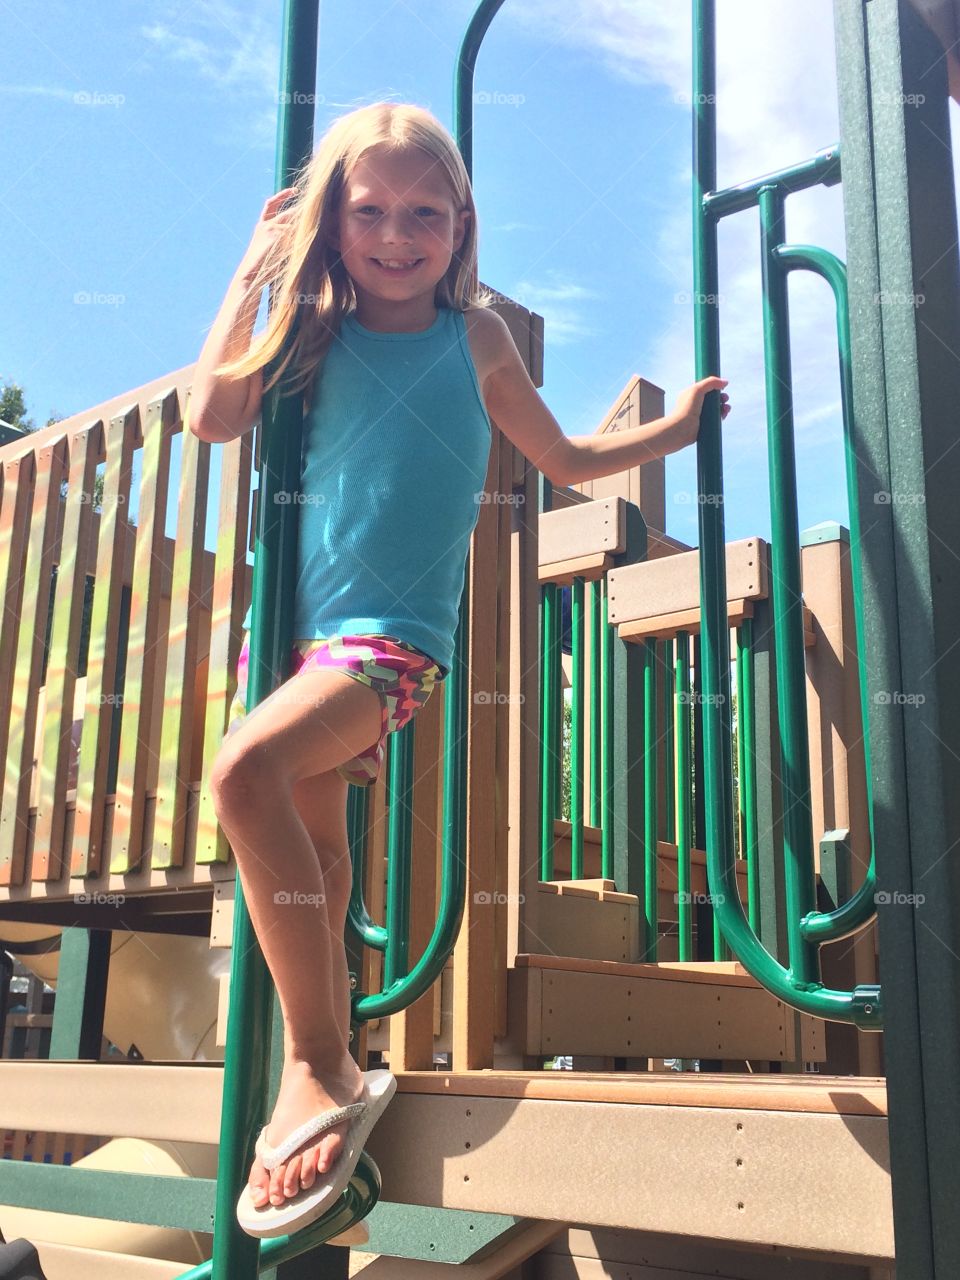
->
[49, 927, 111, 1060]
[834, 1, 960, 1273]
[213, 3, 323, 1277]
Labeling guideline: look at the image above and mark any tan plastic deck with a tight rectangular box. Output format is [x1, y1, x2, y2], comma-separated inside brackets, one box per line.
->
[367, 1070, 893, 1260]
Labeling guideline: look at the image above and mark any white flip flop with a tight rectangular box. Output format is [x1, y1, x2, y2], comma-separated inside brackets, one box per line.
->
[236, 1068, 396, 1240]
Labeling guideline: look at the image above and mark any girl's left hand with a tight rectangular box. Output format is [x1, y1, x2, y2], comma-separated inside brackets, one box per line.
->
[668, 376, 731, 449]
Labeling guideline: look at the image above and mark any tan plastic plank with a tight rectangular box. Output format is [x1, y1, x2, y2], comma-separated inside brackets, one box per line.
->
[539, 496, 625, 567]
[607, 537, 768, 625]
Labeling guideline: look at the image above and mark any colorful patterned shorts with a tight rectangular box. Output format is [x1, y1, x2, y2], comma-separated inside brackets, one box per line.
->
[225, 632, 446, 788]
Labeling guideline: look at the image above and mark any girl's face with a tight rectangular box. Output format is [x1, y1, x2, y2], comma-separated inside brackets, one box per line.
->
[330, 144, 469, 304]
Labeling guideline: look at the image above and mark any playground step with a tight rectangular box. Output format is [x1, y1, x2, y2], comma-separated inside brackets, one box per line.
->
[365, 1071, 892, 1261]
[509, 953, 824, 1062]
[350, 1219, 565, 1279]
[6, 1239, 193, 1279]
[0, 1061, 222, 1145]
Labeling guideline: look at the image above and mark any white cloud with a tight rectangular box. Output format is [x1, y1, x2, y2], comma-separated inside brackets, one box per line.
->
[511, 271, 603, 345]
[141, 1, 280, 150]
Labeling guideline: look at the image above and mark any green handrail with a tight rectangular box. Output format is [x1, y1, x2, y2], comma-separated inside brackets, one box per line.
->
[539, 579, 560, 879]
[737, 619, 760, 930]
[642, 638, 658, 959]
[771, 244, 878, 943]
[663, 638, 675, 843]
[692, 0, 880, 1027]
[589, 580, 602, 829]
[675, 631, 693, 959]
[571, 576, 585, 876]
[600, 578, 614, 880]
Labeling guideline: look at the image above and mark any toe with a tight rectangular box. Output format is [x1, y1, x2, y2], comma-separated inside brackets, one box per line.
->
[269, 1162, 287, 1205]
[248, 1155, 271, 1207]
[283, 1154, 303, 1200]
[300, 1144, 320, 1190]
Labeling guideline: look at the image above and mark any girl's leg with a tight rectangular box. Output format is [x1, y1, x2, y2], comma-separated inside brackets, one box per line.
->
[209, 666, 384, 1205]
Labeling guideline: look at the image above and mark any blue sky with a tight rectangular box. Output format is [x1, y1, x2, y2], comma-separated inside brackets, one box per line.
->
[3, 0, 958, 550]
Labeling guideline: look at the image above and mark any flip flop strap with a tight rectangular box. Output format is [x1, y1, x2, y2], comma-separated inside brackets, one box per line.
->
[257, 1101, 367, 1171]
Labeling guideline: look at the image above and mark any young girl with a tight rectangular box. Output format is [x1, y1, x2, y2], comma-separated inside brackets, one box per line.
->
[190, 101, 730, 1239]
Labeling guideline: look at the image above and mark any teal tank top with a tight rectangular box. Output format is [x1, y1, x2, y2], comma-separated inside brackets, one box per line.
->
[240, 305, 492, 675]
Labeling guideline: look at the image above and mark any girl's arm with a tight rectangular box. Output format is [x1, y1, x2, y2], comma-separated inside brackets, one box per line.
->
[480, 310, 730, 488]
[188, 267, 264, 443]
[188, 188, 298, 443]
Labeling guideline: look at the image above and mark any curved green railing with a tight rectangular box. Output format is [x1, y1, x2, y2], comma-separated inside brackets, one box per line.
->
[691, 0, 881, 1028]
[772, 244, 878, 944]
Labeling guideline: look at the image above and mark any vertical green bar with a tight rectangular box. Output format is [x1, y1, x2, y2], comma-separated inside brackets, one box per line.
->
[663, 638, 675, 843]
[601, 578, 614, 881]
[740, 617, 760, 931]
[675, 632, 693, 961]
[570, 577, 585, 879]
[643, 637, 659, 959]
[758, 182, 818, 987]
[589, 580, 602, 829]
[692, 0, 738, 972]
[540, 583, 558, 881]
[691, 632, 706, 853]
[49, 928, 111, 1060]
[735, 626, 746, 860]
[213, 4, 318, 1277]
[383, 723, 415, 990]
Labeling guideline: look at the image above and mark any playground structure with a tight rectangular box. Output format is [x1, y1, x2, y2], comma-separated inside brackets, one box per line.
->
[0, 0, 958, 1276]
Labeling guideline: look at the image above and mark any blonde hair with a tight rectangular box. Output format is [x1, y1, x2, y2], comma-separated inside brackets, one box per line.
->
[215, 102, 496, 408]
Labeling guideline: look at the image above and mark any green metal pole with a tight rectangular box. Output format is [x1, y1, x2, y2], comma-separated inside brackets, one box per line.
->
[642, 638, 659, 959]
[757, 182, 818, 989]
[663, 638, 675, 843]
[739, 618, 760, 932]
[772, 243, 878, 943]
[540, 582, 558, 881]
[675, 632, 693, 960]
[212, 4, 318, 1276]
[589, 580, 602, 829]
[571, 577, 585, 878]
[601, 578, 615, 880]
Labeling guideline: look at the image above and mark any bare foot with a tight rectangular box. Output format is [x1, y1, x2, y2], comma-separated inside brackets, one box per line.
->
[247, 1055, 365, 1207]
